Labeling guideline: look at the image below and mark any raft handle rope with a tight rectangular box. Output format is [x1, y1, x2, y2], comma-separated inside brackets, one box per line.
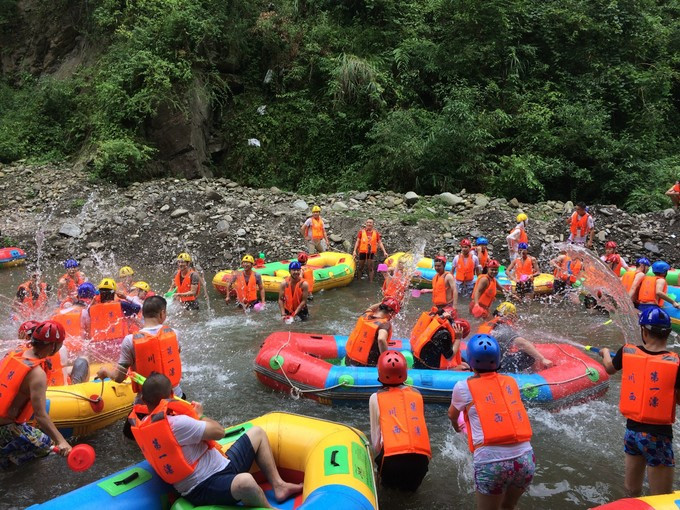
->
[46, 377, 105, 404]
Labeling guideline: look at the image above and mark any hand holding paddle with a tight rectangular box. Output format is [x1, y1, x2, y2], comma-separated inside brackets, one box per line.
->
[53, 444, 95, 472]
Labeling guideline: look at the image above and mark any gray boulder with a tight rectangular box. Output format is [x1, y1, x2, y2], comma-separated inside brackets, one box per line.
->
[58, 222, 81, 238]
[439, 192, 464, 206]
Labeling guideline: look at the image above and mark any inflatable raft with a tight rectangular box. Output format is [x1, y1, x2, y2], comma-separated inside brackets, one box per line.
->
[213, 252, 355, 300]
[385, 252, 555, 295]
[592, 490, 680, 509]
[662, 284, 680, 333]
[620, 266, 680, 286]
[29, 412, 378, 510]
[0, 246, 26, 268]
[254, 332, 608, 409]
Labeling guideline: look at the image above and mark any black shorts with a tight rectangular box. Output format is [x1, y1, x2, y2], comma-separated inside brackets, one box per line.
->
[358, 252, 375, 261]
[286, 306, 309, 321]
[375, 450, 429, 491]
[182, 300, 199, 311]
[552, 279, 567, 294]
[516, 280, 533, 296]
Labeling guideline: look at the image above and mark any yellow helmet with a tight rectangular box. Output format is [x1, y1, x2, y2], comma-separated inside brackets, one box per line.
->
[177, 252, 192, 262]
[496, 301, 517, 317]
[312, 205, 321, 213]
[242, 254, 255, 264]
[98, 278, 117, 291]
[516, 213, 528, 223]
[118, 266, 134, 277]
[132, 281, 150, 292]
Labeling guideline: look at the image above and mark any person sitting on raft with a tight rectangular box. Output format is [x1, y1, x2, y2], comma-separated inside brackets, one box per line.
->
[129, 373, 303, 508]
[421, 255, 458, 309]
[0, 321, 72, 468]
[278, 261, 309, 322]
[477, 302, 553, 372]
[630, 260, 680, 312]
[116, 266, 136, 297]
[382, 256, 412, 306]
[470, 259, 502, 319]
[125, 281, 153, 307]
[599, 307, 679, 497]
[369, 350, 431, 491]
[621, 258, 651, 298]
[506, 243, 539, 300]
[344, 297, 400, 367]
[411, 308, 470, 370]
[549, 250, 583, 294]
[81, 279, 141, 344]
[451, 238, 481, 298]
[448, 335, 535, 510]
[225, 254, 265, 310]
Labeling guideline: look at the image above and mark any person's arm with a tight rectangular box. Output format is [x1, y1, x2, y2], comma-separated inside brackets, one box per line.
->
[472, 277, 488, 307]
[549, 256, 561, 270]
[257, 275, 265, 304]
[447, 274, 458, 307]
[96, 362, 130, 383]
[278, 282, 287, 317]
[368, 394, 382, 453]
[27, 369, 71, 454]
[598, 347, 618, 375]
[292, 282, 309, 317]
[513, 336, 553, 368]
[352, 233, 360, 257]
[656, 280, 680, 308]
[531, 257, 540, 277]
[473, 255, 481, 276]
[377, 328, 390, 353]
[587, 219, 595, 248]
[507, 260, 517, 281]
[300, 223, 307, 240]
[628, 273, 645, 299]
[378, 238, 388, 257]
[666, 185, 680, 196]
[448, 404, 461, 432]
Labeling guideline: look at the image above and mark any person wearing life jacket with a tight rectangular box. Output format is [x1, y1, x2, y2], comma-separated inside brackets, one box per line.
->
[368, 351, 431, 491]
[128, 373, 303, 507]
[567, 202, 595, 249]
[600, 241, 628, 275]
[277, 262, 309, 321]
[297, 252, 315, 299]
[665, 179, 680, 210]
[599, 307, 680, 497]
[549, 250, 584, 294]
[51, 282, 96, 347]
[448, 335, 535, 510]
[475, 237, 491, 273]
[57, 258, 87, 306]
[411, 308, 470, 370]
[225, 255, 265, 309]
[116, 266, 136, 298]
[470, 259, 503, 319]
[300, 205, 330, 254]
[126, 281, 153, 307]
[0, 321, 72, 468]
[477, 302, 553, 372]
[353, 218, 388, 282]
[12, 270, 50, 321]
[82, 279, 141, 349]
[382, 256, 412, 306]
[506, 243, 539, 299]
[169, 253, 201, 311]
[421, 256, 458, 309]
[506, 213, 529, 261]
[451, 239, 481, 298]
[344, 297, 399, 367]
[632, 261, 680, 313]
[623, 258, 651, 301]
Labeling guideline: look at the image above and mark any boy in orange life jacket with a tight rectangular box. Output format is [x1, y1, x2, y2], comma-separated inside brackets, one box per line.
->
[369, 351, 431, 491]
[352, 218, 388, 282]
[448, 335, 535, 510]
[0, 321, 72, 468]
[278, 261, 309, 321]
[344, 297, 399, 367]
[665, 179, 680, 210]
[225, 255, 265, 309]
[169, 253, 201, 311]
[599, 307, 680, 497]
[130, 373, 303, 507]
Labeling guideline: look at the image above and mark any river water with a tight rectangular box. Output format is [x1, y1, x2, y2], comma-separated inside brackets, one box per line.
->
[1, 263, 679, 510]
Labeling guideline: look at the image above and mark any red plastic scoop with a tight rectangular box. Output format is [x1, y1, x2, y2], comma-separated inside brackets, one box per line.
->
[53, 444, 96, 472]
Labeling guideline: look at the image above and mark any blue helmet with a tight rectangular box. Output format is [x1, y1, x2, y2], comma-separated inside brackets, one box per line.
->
[466, 334, 501, 371]
[636, 257, 651, 267]
[288, 261, 302, 271]
[64, 258, 79, 269]
[77, 282, 97, 299]
[651, 261, 670, 275]
[476, 237, 489, 246]
[518, 242, 528, 250]
[639, 306, 671, 330]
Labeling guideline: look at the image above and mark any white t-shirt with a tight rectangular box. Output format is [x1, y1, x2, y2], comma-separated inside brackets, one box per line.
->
[451, 254, 481, 278]
[168, 415, 230, 495]
[118, 325, 183, 401]
[451, 379, 532, 465]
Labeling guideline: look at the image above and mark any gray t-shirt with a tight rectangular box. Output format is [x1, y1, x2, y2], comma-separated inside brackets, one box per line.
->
[168, 414, 230, 495]
[490, 323, 521, 350]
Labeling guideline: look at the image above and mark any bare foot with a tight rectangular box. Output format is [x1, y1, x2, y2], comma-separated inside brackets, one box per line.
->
[274, 481, 303, 503]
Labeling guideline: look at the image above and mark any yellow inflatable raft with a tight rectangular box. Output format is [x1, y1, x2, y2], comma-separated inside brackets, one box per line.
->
[592, 489, 680, 509]
[213, 252, 356, 300]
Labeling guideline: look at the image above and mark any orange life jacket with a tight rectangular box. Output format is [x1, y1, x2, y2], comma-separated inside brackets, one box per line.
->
[129, 399, 220, 484]
[174, 269, 199, 303]
[553, 256, 581, 284]
[509, 226, 528, 245]
[514, 256, 534, 279]
[345, 315, 392, 364]
[464, 372, 532, 452]
[301, 266, 315, 293]
[234, 271, 258, 304]
[455, 254, 476, 282]
[51, 308, 84, 339]
[44, 353, 65, 387]
[619, 344, 679, 425]
[358, 229, 379, 254]
[382, 270, 407, 303]
[377, 386, 431, 461]
[570, 212, 591, 237]
[410, 312, 435, 346]
[411, 315, 462, 368]
[283, 277, 304, 315]
[608, 256, 624, 276]
[477, 317, 502, 335]
[0, 349, 47, 422]
[477, 248, 489, 269]
[432, 273, 448, 306]
[131, 326, 182, 393]
[116, 280, 132, 295]
[16, 281, 48, 316]
[674, 183, 680, 193]
[58, 272, 85, 302]
[308, 217, 325, 240]
[471, 274, 497, 310]
[89, 301, 128, 342]
[620, 270, 638, 293]
[637, 275, 666, 307]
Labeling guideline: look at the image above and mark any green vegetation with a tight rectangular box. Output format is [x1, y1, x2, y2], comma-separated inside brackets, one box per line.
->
[0, 0, 679, 210]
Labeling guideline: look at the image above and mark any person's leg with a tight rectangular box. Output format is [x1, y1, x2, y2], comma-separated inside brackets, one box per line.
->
[647, 466, 674, 495]
[500, 451, 535, 509]
[474, 459, 508, 510]
[644, 433, 674, 495]
[229, 473, 272, 508]
[475, 492, 504, 510]
[356, 256, 365, 279]
[367, 255, 375, 282]
[623, 429, 648, 497]
[307, 240, 317, 255]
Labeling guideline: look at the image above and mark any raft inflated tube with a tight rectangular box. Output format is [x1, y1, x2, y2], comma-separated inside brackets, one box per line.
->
[591, 490, 680, 509]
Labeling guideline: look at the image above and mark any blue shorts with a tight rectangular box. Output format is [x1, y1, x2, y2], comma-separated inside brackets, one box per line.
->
[185, 434, 256, 506]
[456, 281, 475, 298]
[624, 429, 675, 467]
[474, 451, 536, 496]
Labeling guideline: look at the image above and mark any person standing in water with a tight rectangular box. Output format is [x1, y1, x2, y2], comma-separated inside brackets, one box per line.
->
[225, 255, 265, 309]
[506, 213, 529, 261]
[451, 239, 480, 298]
[599, 307, 680, 497]
[352, 218, 388, 282]
[57, 259, 86, 306]
[422, 256, 458, 309]
[278, 261, 309, 321]
[169, 252, 201, 311]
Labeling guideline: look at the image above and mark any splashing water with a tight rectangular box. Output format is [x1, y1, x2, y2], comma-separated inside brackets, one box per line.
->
[187, 250, 213, 318]
[390, 239, 426, 337]
[34, 208, 54, 275]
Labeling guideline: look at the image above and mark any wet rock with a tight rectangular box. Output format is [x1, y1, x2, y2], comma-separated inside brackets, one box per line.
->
[331, 201, 348, 212]
[160, 204, 170, 212]
[439, 192, 464, 206]
[58, 223, 81, 238]
[270, 186, 281, 194]
[663, 208, 676, 218]
[293, 199, 308, 211]
[644, 242, 660, 254]
[596, 231, 607, 242]
[170, 208, 189, 218]
[564, 201, 574, 212]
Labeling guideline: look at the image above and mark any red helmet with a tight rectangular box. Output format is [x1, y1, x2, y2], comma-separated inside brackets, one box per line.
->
[454, 318, 471, 339]
[460, 238, 471, 247]
[487, 259, 500, 269]
[434, 255, 447, 264]
[381, 297, 401, 315]
[442, 306, 457, 319]
[606, 254, 620, 264]
[605, 241, 617, 249]
[18, 320, 41, 337]
[377, 350, 407, 385]
[31, 320, 66, 344]
[297, 252, 309, 263]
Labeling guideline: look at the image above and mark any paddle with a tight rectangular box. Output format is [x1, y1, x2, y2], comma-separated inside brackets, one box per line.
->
[53, 444, 96, 472]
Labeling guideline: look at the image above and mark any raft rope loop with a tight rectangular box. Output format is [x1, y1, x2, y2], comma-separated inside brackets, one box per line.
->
[46, 377, 105, 404]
